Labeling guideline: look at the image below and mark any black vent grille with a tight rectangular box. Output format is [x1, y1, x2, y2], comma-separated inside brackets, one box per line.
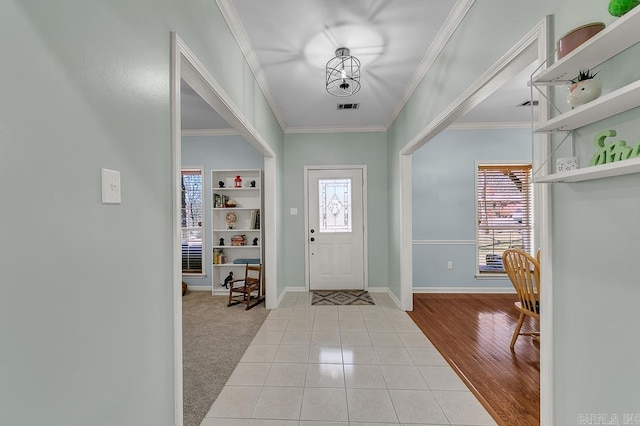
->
[337, 103, 360, 110]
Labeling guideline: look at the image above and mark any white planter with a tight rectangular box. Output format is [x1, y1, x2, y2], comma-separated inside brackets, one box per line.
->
[567, 79, 602, 108]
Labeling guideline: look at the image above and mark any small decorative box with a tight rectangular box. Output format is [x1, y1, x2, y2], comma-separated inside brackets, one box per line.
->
[556, 156, 579, 173]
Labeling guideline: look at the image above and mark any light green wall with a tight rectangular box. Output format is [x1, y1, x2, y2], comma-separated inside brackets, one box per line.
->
[0, 1, 282, 424]
[283, 132, 389, 291]
[388, 0, 639, 423]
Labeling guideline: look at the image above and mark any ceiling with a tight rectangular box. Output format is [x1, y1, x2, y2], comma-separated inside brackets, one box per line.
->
[181, 0, 536, 133]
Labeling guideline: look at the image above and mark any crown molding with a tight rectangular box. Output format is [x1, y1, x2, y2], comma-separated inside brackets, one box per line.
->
[181, 128, 240, 136]
[215, 0, 287, 131]
[447, 121, 531, 130]
[385, 0, 477, 129]
[285, 125, 387, 135]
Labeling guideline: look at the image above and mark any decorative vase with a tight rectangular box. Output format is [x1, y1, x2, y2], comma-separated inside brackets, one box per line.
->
[557, 22, 605, 59]
[567, 79, 602, 108]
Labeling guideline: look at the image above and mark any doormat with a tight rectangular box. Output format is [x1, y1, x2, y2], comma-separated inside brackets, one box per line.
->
[311, 290, 375, 306]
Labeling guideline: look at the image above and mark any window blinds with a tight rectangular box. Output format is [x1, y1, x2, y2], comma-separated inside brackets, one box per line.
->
[477, 164, 533, 273]
[181, 169, 203, 273]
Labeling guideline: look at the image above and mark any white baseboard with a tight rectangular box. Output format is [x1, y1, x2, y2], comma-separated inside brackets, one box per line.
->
[413, 286, 515, 294]
[384, 289, 403, 309]
[187, 286, 211, 292]
[285, 286, 307, 292]
[366, 286, 389, 293]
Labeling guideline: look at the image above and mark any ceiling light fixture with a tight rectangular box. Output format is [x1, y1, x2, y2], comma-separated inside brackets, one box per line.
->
[326, 47, 361, 97]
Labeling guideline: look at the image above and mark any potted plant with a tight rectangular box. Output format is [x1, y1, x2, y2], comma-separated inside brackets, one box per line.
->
[609, 0, 639, 17]
[567, 69, 602, 108]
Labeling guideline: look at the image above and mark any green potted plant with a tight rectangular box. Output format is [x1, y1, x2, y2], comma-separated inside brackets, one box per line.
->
[609, 0, 639, 17]
[567, 69, 602, 108]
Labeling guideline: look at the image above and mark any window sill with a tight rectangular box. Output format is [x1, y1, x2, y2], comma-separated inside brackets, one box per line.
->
[182, 273, 207, 278]
[475, 273, 509, 280]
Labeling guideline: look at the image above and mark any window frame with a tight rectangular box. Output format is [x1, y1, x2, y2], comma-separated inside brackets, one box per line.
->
[181, 166, 204, 276]
[474, 161, 533, 277]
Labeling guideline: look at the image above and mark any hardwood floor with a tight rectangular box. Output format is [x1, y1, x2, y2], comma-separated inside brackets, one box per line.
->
[408, 293, 540, 426]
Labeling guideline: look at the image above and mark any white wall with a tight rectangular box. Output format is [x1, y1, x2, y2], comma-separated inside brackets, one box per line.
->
[0, 1, 282, 424]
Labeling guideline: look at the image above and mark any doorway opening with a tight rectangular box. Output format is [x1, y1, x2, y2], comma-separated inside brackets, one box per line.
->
[171, 33, 278, 425]
[398, 17, 552, 423]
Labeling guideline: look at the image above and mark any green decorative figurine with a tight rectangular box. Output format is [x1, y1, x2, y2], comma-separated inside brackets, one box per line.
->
[609, 0, 639, 17]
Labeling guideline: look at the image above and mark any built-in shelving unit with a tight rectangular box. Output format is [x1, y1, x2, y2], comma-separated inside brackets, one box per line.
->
[532, 6, 640, 183]
[211, 169, 262, 294]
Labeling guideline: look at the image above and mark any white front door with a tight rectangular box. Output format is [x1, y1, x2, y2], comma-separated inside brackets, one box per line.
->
[307, 168, 365, 290]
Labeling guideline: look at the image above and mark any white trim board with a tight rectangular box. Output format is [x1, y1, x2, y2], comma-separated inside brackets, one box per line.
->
[412, 240, 475, 245]
[181, 128, 239, 136]
[187, 286, 212, 292]
[413, 287, 516, 294]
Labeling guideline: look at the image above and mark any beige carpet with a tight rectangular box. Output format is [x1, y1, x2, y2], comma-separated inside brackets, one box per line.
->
[182, 291, 269, 426]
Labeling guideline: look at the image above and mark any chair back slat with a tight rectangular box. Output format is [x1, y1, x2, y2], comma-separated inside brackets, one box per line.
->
[502, 249, 540, 316]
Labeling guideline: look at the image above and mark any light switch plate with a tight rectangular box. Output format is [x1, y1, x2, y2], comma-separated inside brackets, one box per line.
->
[290, 207, 298, 215]
[101, 168, 121, 204]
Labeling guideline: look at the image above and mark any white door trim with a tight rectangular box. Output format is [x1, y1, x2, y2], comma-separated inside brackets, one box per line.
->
[398, 17, 553, 425]
[304, 165, 368, 292]
[171, 32, 279, 426]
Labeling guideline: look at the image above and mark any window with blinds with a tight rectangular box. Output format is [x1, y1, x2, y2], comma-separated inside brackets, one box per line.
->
[181, 168, 203, 274]
[476, 163, 533, 274]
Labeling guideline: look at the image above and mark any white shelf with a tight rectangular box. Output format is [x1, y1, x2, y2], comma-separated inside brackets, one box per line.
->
[213, 207, 258, 211]
[213, 187, 260, 191]
[213, 263, 259, 267]
[535, 79, 640, 132]
[213, 245, 261, 249]
[533, 6, 640, 83]
[532, 9, 640, 183]
[213, 228, 260, 232]
[535, 156, 640, 183]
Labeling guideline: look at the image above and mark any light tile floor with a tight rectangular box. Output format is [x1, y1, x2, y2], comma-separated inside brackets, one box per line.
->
[200, 292, 496, 426]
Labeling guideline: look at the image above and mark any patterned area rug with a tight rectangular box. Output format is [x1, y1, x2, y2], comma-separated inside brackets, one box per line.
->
[311, 290, 375, 306]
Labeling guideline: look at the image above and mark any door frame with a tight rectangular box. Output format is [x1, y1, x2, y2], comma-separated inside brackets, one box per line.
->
[171, 33, 278, 425]
[304, 165, 368, 292]
[398, 17, 552, 424]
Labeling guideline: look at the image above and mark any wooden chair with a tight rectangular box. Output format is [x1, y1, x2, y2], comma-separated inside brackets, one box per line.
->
[227, 264, 264, 310]
[502, 249, 540, 349]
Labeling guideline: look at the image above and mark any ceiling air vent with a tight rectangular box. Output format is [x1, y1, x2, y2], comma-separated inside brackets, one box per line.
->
[337, 103, 360, 110]
[516, 100, 539, 107]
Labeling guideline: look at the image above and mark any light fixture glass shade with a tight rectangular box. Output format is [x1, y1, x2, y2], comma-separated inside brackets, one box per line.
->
[326, 47, 361, 97]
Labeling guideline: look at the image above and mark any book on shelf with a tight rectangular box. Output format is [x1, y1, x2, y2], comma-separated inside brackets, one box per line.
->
[250, 209, 260, 229]
[213, 193, 230, 208]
